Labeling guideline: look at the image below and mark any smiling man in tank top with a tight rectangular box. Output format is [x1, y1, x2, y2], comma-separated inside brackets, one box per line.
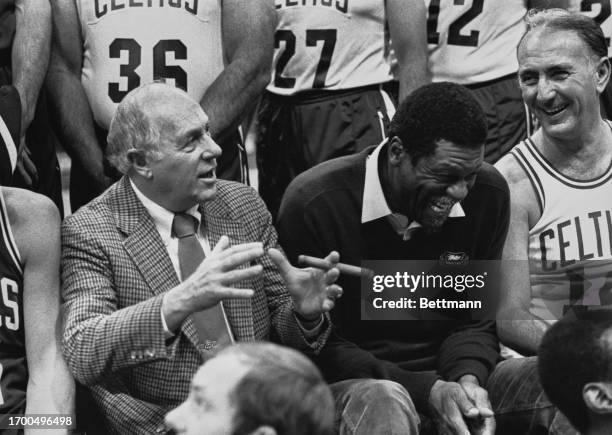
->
[496, 9, 612, 357]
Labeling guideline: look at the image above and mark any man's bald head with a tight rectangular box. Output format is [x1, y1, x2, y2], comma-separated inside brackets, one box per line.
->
[106, 82, 201, 174]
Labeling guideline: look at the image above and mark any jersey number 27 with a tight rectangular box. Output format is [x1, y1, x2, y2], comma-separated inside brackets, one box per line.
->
[274, 29, 337, 89]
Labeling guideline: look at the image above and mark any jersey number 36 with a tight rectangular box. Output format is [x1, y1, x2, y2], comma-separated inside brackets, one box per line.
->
[108, 38, 188, 102]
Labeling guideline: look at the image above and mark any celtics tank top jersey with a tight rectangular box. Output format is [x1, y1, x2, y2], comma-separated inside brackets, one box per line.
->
[0, 188, 26, 416]
[426, 0, 526, 84]
[268, 0, 393, 95]
[510, 138, 612, 322]
[77, 0, 225, 129]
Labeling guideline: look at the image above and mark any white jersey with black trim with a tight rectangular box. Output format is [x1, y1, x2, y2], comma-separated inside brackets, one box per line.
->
[268, 0, 392, 95]
[425, 0, 526, 84]
[509, 138, 612, 322]
[77, 0, 225, 130]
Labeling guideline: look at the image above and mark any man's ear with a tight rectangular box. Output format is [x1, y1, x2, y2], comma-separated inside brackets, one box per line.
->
[249, 426, 277, 435]
[127, 148, 152, 178]
[583, 382, 612, 415]
[595, 56, 611, 94]
[387, 136, 408, 166]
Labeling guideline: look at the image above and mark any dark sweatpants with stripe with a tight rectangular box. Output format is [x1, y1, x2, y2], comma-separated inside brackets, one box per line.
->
[256, 84, 394, 221]
[466, 73, 531, 164]
[0, 55, 64, 216]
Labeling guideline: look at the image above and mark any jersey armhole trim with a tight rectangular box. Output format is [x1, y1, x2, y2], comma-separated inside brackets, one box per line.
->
[0, 115, 17, 173]
[510, 147, 545, 215]
[0, 189, 23, 274]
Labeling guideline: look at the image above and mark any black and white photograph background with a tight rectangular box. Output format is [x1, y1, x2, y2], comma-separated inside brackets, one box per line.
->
[0, 1, 611, 434]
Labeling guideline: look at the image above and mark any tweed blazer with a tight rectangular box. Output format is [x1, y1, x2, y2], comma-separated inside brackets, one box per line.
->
[60, 177, 329, 434]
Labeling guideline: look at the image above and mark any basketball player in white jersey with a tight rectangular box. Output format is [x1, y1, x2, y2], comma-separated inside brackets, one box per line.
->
[496, 9, 612, 356]
[47, 0, 275, 211]
[257, 0, 429, 219]
[426, 0, 570, 163]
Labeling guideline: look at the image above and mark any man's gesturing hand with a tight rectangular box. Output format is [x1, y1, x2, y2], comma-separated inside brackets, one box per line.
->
[162, 236, 263, 331]
[268, 249, 342, 321]
[429, 379, 494, 435]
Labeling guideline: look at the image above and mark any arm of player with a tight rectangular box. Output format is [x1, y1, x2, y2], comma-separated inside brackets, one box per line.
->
[14, 192, 75, 434]
[495, 155, 549, 356]
[200, 0, 275, 142]
[11, 0, 51, 186]
[387, 0, 430, 102]
[46, 0, 110, 195]
[13, 0, 50, 133]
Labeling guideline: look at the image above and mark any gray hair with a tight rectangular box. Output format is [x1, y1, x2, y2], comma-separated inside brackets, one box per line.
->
[520, 8, 608, 59]
[106, 83, 186, 174]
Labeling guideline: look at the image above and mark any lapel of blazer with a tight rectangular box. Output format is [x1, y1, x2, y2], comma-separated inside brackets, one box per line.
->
[202, 193, 255, 341]
[113, 177, 201, 348]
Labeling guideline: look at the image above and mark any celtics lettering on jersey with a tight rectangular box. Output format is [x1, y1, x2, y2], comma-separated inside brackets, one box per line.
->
[93, 0, 200, 19]
[268, 0, 392, 95]
[510, 139, 612, 322]
[532, 209, 612, 315]
[77, 0, 225, 129]
[538, 211, 612, 271]
[276, 0, 348, 14]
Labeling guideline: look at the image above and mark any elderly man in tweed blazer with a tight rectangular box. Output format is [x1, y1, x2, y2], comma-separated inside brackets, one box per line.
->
[60, 83, 342, 434]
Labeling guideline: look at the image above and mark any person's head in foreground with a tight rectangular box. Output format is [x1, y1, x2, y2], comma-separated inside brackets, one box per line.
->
[517, 9, 610, 142]
[107, 82, 222, 212]
[381, 81, 486, 230]
[538, 313, 612, 435]
[165, 342, 335, 435]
